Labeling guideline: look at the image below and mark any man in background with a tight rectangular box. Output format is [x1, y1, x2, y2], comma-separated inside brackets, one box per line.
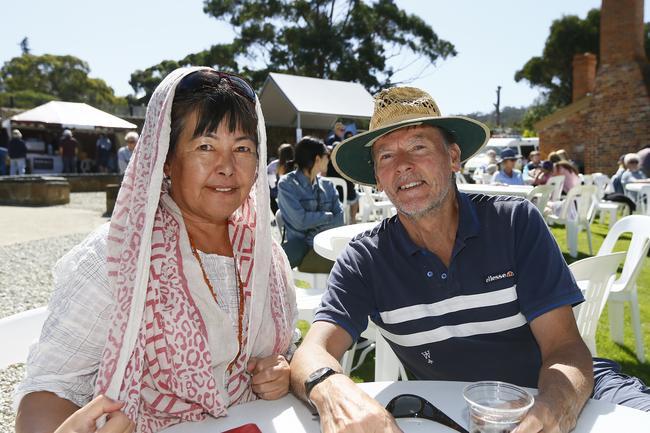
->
[8, 129, 27, 175]
[118, 131, 138, 174]
[59, 130, 79, 174]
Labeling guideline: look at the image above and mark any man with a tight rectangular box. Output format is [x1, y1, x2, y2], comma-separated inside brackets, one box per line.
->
[523, 150, 541, 183]
[638, 146, 650, 177]
[95, 133, 113, 173]
[290, 87, 649, 433]
[118, 131, 138, 174]
[59, 129, 79, 174]
[492, 147, 524, 185]
[8, 129, 28, 175]
[326, 122, 346, 147]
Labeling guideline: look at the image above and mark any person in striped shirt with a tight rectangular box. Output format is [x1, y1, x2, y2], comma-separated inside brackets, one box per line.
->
[290, 86, 650, 433]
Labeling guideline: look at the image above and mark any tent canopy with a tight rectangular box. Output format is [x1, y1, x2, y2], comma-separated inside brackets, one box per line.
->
[259, 73, 374, 130]
[10, 101, 136, 131]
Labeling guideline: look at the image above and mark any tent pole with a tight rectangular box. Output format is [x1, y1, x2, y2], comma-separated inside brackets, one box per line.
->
[296, 113, 303, 142]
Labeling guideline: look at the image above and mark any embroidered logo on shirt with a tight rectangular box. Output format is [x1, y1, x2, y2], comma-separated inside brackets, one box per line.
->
[421, 349, 433, 364]
[485, 270, 515, 283]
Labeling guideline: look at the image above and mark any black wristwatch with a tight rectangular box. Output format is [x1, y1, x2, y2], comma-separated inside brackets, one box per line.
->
[304, 367, 339, 414]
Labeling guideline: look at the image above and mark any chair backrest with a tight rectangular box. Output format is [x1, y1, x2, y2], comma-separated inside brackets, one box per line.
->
[0, 307, 48, 368]
[559, 184, 598, 222]
[597, 215, 650, 293]
[275, 209, 286, 242]
[581, 174, 594, 186]
[639, 184, 650, 216]
[569, 252, 626, 356]
[591, 173, 610, 199]
[547, 175, 565, 201]
[322, 176, 347, 205]
[526, 184, 554, 215]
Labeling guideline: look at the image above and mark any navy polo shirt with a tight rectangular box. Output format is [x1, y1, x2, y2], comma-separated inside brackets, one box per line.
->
[314, 192, 583, 388]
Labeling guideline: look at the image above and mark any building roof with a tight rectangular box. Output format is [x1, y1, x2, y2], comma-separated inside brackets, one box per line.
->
[259, 72, 374, 129]
[10, 101, 136, 131]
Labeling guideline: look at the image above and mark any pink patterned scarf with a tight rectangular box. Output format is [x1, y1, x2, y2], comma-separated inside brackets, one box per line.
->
[94, 67, 296, 432]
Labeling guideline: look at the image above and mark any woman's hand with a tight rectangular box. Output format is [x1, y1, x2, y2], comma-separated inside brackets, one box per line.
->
[247, 354, 291, 400]
[54, 395, 134, 433]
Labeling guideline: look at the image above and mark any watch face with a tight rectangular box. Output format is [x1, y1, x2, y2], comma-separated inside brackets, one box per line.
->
[308, 367, 332, 382]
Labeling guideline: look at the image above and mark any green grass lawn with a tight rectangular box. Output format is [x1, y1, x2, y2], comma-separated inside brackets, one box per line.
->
[298, 218, 650, 384]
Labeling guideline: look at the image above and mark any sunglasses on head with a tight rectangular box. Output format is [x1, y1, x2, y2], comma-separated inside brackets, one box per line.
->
[178, 70, 256, 103]
[386, 394, 469, 433]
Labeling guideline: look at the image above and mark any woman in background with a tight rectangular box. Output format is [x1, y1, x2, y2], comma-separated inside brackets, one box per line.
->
[277, 136, 344, 273]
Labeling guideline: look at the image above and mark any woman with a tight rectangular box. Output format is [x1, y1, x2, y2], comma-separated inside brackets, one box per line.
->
[267, 143, 294, 214]
[14, 68, 297, 433]
[277, 136, 344, 273]
[553, 160, 581, 194]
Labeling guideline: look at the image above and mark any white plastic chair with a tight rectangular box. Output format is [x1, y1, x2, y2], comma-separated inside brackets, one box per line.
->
[569, 252, 626, 356]
[637, 184, 650, 216]
[0, 307, 48, 368]
[597, 215, 650, 362]
[526, 184, 553, 217]
[322, 176, 350, 224]
[547, 175, 566, 201]
[358, 186, 394, 222]
[546, 184, 598, 258]
[374, 329, 408, 381]
[592, 173, 628, 227]
[274, 209, 329, 291]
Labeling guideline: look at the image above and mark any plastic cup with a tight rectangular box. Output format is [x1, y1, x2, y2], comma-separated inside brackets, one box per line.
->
[462, 381, 534, 433]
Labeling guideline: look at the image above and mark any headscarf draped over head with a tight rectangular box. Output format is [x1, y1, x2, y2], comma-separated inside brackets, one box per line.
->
[94, 67, 296, 432]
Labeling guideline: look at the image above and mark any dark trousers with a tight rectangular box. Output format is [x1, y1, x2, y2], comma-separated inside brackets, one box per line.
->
[593, 357, 650, 411]
[282, 238, 335, 273]
[62, 157, 76, 174]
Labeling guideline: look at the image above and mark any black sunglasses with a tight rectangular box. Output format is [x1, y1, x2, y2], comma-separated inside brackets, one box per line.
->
[178, 70, 256, 102]
[386, 394, 469, 433]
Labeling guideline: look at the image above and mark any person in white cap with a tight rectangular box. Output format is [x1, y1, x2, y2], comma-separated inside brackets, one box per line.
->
[8, 129, 27, 175]
[59, 129, 79, 173]
[117, 131, 139, 174]
[290, 86, 650, 433]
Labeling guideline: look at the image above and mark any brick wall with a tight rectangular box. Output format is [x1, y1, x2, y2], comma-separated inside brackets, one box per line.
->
[537, 0, 650, 175]
[572, 53, 597, 101]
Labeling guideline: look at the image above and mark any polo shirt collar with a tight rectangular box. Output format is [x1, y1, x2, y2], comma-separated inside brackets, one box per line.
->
[393, 189, 481, 256]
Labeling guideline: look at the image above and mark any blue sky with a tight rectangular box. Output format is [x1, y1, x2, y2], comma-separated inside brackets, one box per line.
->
[1, 0, 648, 114]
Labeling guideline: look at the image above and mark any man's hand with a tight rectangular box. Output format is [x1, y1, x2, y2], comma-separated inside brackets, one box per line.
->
[54, 395, 134, 433]
[310, 374, 402, 433]
[247, 354, 291, 400]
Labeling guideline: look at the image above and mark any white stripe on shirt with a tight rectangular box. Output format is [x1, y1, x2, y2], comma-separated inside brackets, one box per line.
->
[379, 313, 527, 347]
[379, 285, 518, 324]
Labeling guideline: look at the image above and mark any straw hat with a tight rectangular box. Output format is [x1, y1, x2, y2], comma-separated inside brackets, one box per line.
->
[332, 87, 490, 185]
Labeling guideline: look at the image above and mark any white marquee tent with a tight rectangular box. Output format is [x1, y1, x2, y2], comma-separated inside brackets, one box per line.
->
[7, 101, 136, 131]
[259, 73, 374, 140]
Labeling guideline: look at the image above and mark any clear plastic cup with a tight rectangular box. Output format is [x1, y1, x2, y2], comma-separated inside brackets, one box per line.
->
[462, 381, 535, 433]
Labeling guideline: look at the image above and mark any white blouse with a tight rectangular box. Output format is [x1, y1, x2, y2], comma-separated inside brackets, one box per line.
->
[13, 223, 295, 410]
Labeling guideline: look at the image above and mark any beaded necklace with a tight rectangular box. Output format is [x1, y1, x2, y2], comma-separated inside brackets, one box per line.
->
[188, 233, 245, 372]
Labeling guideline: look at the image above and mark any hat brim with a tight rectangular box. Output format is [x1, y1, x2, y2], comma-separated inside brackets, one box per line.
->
[332, 116, 490, 186]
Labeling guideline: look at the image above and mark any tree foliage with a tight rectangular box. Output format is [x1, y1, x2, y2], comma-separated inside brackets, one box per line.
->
[515, 9, 650, 130]
[130, 0, 456, 103]
[514, 9, 600, 109]
[0, 54, 125, 108]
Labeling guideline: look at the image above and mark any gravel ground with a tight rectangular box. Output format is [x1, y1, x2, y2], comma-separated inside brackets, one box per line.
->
[0, 192, 105, 432]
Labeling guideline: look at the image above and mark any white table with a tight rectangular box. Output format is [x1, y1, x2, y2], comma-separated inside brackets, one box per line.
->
[625, 182, 650, 215]
[313, 222, 379, 261]
[457, 183, 533, 198]
[161, 380, 650, 433]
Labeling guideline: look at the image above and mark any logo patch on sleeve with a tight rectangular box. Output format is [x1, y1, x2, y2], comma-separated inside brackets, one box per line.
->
[485, 270, 515, 283]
